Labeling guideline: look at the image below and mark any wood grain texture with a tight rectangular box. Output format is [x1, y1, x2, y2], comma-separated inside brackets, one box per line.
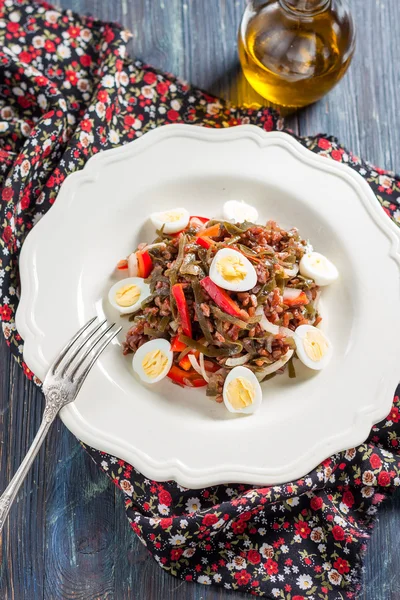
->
[43, 424, 115, 599]
[1, 0, 399, 598]
[0, 337, 46, 600]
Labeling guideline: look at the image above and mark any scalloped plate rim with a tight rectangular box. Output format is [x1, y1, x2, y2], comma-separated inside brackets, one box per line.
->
[16, 125, 400, 488]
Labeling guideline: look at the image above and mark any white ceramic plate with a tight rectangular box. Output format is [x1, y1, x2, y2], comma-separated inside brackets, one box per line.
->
[16, 125, 400, 488]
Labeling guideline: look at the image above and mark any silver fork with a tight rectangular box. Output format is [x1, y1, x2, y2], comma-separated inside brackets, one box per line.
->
[0, 317, 122, 533]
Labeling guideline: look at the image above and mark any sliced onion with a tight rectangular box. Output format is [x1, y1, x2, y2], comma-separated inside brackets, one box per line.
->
[255, 349, 294, 381]
[314, 290, 321, 311]
[225, 354, 251, 367]
[188, 353, 205, 378]
[128, 252, 139, 277]
[279, 326, 296, 339]
[190, 217, 209, 229]
[189, 353, 210, 383]
[143, 242, 166, 251]
[256, 306, 295, 339]
[188, 353, 202, 374]
[283, 264, 299, 278]
[256, 306, 280, 335]
[199, 353, 210, 383]
[283, 287, 303, 301]
[170, 320, 179, 332]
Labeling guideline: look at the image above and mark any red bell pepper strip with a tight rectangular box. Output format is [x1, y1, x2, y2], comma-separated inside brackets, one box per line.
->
[167, 365, 207, 387]
[195, 236, 213, 249]
[200, 276, 248, 320]
[191, 215, 209, 224]
[198, 223, 221, 237]
[171, 284, 192, 337]
[171, 335, 187, 353]
[179, 354, 193, 371]
[179, 350, 200, 371]
[117, 259, 128, 270]
[195, 223, 221, 249]
[137, 250, 153, 278]
[282, 289, 309, 307]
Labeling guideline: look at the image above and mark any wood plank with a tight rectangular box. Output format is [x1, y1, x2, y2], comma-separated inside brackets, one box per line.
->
[299, 0, 400, 171]
[43, 425, 115, 600]
[361, 492, 400, 600]
[0, 336, 46, 599]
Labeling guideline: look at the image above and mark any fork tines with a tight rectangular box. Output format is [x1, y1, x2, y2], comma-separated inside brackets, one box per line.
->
[49, 317, 122, 384]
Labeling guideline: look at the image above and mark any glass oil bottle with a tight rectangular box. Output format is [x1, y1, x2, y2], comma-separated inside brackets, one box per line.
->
[238, 0, 355, 109]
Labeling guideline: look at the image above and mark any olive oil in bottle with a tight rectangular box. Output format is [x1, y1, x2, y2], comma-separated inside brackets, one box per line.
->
[238, 0, 355, 109]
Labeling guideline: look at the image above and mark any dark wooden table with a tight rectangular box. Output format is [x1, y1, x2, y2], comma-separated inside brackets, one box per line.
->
[1, 1, 400, 598]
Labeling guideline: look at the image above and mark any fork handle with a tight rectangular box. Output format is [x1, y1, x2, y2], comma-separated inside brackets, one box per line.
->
[0, 410, 55, 533]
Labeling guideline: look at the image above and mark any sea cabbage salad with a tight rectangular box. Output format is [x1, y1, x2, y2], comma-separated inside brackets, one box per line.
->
[108, 201, 338, 415]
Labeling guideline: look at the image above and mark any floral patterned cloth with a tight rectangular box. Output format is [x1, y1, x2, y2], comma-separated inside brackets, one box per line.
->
[1, 1, 400, 599]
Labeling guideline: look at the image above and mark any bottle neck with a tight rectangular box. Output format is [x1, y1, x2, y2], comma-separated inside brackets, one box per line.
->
[279, 0, 331, 15]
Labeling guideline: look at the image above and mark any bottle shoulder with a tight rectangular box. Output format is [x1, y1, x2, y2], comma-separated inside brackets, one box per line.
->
[241, 0, 355, 76]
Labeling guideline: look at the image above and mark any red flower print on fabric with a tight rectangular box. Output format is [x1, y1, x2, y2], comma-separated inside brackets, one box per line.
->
[264, 559, 279, 575]
[295, 521, 311, 538]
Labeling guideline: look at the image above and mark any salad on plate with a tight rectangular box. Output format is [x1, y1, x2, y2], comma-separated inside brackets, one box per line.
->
[108, 200, 338, 415]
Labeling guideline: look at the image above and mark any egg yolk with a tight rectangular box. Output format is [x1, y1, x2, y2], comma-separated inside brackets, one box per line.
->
[303, 329, 329, 362]
[115, 284, 141, 307]
[226, 377, 254, 410]
[217, 255, 247, 283]
[162, 211, 182, 223]
[142, 349, 168, 379]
